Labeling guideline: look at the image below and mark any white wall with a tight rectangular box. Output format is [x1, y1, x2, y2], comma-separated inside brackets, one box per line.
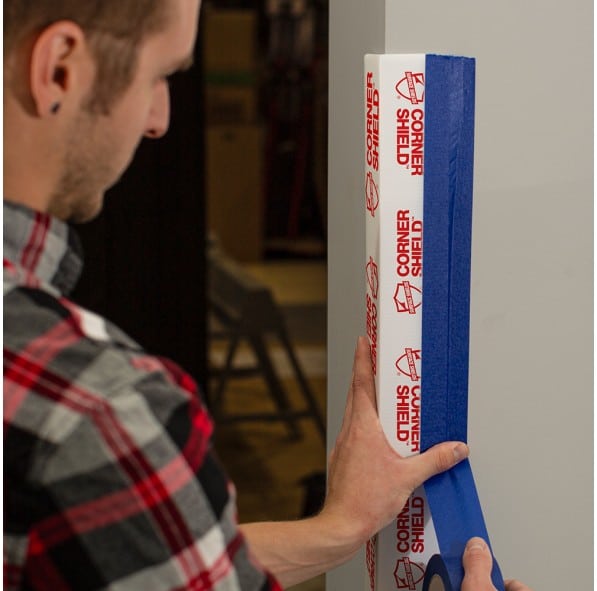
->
[327, 1, 593, 590]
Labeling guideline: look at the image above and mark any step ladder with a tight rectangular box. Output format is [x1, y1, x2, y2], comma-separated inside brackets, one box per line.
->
[208, 251, 325, 441]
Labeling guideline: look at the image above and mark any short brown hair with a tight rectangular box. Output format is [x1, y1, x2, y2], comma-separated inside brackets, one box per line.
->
[4, 1, 170, 114]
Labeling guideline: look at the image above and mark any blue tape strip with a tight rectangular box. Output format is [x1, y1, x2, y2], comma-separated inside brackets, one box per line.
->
[421, 54, 504, 591]
[423, 462, 503, 590]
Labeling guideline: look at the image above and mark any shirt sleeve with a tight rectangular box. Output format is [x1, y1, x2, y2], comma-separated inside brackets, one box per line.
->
[4, 311, 281, 591]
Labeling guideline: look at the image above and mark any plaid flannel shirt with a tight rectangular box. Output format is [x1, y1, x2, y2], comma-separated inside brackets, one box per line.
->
[4, 202, 281, 591]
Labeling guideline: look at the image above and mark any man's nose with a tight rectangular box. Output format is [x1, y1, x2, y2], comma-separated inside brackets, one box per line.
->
[145, 81, 170, 139]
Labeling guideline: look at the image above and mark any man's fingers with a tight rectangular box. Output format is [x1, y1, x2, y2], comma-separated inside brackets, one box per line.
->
[402, 441, 469, 488]
[336, 336, 373, 444]
[337, 339, 364, 438]
[337, 370, 354, 438]
[461, 538, 495, 591]
[351, 335, 377, 411]
[460, 540, 534, 591]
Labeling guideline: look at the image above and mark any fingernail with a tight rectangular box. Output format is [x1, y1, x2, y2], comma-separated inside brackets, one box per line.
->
[452, 443, 469, 463]
[465, 538, 487, 553]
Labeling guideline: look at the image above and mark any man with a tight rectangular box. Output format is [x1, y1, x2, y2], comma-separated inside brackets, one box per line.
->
[3, 1, 531, 590]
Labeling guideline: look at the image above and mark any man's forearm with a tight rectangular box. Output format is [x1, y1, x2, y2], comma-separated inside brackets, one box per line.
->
[240, 513, 363, 588]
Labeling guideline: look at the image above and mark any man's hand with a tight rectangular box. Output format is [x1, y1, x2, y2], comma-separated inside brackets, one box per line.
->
[462, 538, 533, 591]
[321, 336, 469, 546]
[241, 337, 470, 587]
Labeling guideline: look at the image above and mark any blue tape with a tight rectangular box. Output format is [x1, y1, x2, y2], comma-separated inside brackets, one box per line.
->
[422, 554, 453, 590]
[422, 462, 503, 590]
[421, 54, 504, 591]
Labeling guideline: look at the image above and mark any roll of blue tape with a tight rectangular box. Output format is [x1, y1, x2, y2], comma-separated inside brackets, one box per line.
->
[422, 555, 452, 591]
[421, 54, 504, 591]
[424, 461, 504, 590]
[423, 550, 502, 591]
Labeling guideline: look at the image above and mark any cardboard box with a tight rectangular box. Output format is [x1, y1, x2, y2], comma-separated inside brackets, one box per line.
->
[206, 124, 264, 262]
[203, 8, 258, 74]
[202, 9, 261, 125]
[204, 82, 259, 125]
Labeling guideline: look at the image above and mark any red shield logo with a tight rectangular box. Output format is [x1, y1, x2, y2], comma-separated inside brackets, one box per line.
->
[395, 72, 425, 105]
[365, 172, 379, 216]
[366, 257, 379, 299]
[393, 281, 422, 314]
[396, 348, 421, 382]
[393, 557, 425, 590]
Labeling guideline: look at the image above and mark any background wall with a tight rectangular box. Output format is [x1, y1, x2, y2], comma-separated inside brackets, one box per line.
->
[327, 1, 593, 590]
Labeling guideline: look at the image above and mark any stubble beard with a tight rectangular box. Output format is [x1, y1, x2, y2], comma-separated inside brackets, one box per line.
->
[48, 110, 123, 224]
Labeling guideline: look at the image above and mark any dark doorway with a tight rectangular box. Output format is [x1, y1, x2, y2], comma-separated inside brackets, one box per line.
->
[72, 16, 207, 391]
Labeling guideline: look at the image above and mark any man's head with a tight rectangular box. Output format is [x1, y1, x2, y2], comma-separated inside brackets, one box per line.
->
[4, 0, 200, 222]
[4, 1, 171, 115]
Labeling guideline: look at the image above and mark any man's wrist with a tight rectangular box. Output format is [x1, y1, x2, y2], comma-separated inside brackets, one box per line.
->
[313, 506, 371, 560]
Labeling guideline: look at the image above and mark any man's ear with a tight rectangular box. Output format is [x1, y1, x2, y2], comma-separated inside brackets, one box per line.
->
[29, 21, 92, 117]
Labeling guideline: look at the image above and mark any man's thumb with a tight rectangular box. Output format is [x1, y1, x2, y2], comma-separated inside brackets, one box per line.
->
[403, 441, 469, 486]
[462, 538, 495, 590]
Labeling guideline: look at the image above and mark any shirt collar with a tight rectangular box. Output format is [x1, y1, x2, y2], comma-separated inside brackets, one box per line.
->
[3, 201, 84, 295]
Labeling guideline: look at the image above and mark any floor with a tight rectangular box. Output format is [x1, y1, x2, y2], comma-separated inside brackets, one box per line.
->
[208, 261, 327, 591]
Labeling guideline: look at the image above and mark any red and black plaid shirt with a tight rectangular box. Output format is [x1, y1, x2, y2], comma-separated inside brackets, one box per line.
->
[4, 202, 281, 591]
